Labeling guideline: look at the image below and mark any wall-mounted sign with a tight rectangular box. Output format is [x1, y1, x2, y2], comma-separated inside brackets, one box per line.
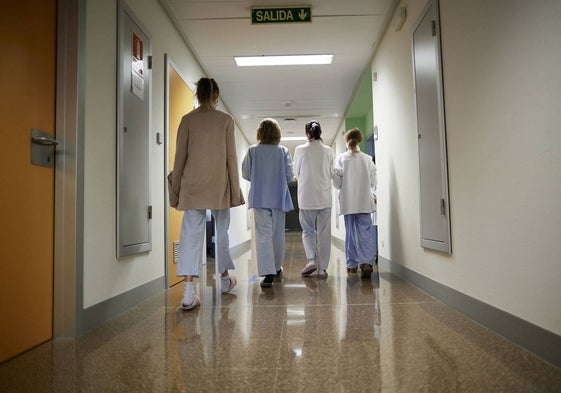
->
[131, 32, 144, 99]
[251, 6, 312, 24]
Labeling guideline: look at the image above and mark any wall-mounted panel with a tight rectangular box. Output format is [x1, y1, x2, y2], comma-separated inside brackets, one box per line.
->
[117, 1, 152, 257]
[412, 0, 451, 253]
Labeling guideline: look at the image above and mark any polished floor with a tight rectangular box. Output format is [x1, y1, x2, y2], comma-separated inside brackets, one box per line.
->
[1, 232, 561, 392]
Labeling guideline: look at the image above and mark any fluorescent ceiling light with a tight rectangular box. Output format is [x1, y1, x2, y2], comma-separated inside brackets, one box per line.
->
[281, 136, 307, 141]
[235, 54, 333, 67]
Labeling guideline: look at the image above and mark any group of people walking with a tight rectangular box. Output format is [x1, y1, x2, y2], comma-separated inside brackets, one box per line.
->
[169, 78, 377, 310]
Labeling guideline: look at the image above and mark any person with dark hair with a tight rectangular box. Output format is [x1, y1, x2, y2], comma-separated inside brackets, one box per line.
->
[333, 128, 377, 278]
[293, 120, 334, 278]
[242, 118, 294, 288]
[169, 77, 245, 310]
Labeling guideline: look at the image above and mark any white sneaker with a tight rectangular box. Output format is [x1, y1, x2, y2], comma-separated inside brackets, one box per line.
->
[181, 296, 200, 311]
[317, 269, 328, 278]
[181, 282, 200, 310]
[221, 275, 237, 293]
[301, 261, 318, 276]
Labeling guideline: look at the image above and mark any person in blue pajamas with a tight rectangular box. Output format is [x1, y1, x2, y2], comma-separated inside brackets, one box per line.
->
[242, 118, 294, 287]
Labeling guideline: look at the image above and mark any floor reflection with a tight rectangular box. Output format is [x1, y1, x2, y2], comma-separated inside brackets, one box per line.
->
[1, 232, 560, 392]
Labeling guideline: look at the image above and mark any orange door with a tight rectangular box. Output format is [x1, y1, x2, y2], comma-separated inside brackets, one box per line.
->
[167, 64, 194, 287]
[0, 0, 56, 362]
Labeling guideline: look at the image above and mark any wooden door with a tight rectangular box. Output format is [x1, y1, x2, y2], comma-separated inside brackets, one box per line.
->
[0, 0, 57, 362]
[167, 64, 194, 287]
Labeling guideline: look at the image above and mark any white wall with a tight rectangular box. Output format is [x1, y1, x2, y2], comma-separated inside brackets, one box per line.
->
[83, 0, 250, 308]
[371, 0, 561, 335]
[330, 123, 348, 241]
[229, 128, 251, 247]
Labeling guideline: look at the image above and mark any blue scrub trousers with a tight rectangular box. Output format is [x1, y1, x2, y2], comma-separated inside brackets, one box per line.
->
[344, 213, 377, 268]
[252, 208, 286, 276]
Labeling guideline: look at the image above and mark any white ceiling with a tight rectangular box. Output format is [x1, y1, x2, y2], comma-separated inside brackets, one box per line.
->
[160, 0, 395, 152]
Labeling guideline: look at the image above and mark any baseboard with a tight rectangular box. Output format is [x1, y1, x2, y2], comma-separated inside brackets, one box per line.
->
[78, 275, 166, 335]
[331, 236, 345, 250]
[230, 239, 251, 259]
[379, 256, 561, 369]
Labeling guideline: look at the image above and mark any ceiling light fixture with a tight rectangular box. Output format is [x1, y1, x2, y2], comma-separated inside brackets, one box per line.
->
[235, 54, 333, 67]
[281, 136, 308, 141]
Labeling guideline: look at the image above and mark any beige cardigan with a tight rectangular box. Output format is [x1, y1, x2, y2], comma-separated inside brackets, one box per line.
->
[169, 107, 245, 210]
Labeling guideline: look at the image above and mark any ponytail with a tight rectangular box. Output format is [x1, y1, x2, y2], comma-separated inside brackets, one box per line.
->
[345, 128, 362, 152]
[305, 120, 323, 141]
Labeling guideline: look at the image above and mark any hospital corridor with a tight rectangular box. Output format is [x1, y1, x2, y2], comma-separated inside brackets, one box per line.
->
[1, 0, 561, 392]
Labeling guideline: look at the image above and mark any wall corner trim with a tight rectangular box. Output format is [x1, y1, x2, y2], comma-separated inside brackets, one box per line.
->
[331, 236, 345, 251]
[230, 239, 251, 259]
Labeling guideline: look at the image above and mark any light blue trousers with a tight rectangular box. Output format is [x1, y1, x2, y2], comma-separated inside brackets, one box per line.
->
[344, 213, 377, 268]
[252, 208, 286, 276]
[178, 208, 234, 277]
[299, 208, 331, 270]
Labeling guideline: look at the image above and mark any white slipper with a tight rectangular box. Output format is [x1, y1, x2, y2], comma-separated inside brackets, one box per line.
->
[221, 275, 237, 293]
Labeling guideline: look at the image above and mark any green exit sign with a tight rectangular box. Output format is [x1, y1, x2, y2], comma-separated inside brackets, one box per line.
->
[251, 6, 312, 24]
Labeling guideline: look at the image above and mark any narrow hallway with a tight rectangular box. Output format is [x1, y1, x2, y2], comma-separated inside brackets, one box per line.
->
[1, 232, 560, 392]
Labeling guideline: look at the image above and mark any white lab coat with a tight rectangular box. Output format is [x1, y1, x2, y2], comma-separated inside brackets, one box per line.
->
[293, 139, 334, 210]
[333, 149, 377, 215]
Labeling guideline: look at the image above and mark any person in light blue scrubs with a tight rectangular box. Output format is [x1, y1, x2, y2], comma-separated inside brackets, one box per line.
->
[242, 118, 294, 287]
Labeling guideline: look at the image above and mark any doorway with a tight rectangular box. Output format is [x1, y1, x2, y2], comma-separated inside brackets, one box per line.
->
[165, 58, 195, 287]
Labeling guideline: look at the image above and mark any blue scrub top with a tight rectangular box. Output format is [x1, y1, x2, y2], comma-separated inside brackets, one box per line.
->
[242, 144, 294, 212]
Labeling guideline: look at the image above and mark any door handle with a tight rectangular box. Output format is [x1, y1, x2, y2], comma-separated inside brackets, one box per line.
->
[31, 135, 59, 146]
[30, 128, 58, 167]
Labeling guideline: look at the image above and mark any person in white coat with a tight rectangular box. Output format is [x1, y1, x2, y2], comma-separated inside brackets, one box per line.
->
[333, 128, 377, 278]
[293, 120, 334, 278]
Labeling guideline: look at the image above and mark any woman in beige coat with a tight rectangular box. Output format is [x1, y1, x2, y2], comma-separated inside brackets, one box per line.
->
[169, 77, 245, 310]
